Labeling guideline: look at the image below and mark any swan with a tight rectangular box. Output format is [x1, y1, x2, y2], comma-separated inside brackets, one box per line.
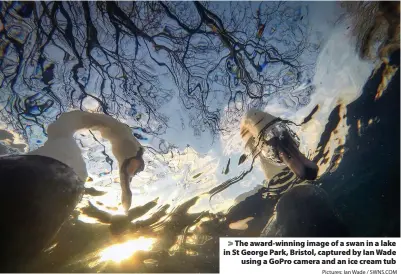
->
[0, 110, 144, 269]
[240, 108, 318, 181]
[261, 184, 349, 237]
[27, 110, 145, 212]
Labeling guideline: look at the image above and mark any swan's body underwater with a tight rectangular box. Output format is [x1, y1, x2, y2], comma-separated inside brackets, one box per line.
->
[240, 108, 318, 182]
[0, 110, 144, 270]
[262, 184, 349, 237]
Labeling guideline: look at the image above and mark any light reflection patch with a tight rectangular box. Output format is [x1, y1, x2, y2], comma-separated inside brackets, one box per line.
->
[97, 237, 156, 264]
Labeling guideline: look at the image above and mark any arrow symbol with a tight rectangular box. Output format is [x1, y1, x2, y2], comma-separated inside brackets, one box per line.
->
[228, 241, 233, 246]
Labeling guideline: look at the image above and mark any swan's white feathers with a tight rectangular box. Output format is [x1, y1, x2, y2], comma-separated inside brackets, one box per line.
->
[240, 109, 283, 182]
[28, 110, 143, 182]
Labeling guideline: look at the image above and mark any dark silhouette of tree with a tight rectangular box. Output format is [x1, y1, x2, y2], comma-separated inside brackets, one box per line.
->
[0, 1, 316, 143]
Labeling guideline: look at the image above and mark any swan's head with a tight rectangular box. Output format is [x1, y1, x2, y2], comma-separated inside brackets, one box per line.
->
[119, 147, 145, 212]
[42, 110, 147, 213]
[240, 109, 318, 181]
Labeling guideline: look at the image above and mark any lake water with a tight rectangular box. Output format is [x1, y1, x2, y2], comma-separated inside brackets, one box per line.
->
[0, 1, 399, 272]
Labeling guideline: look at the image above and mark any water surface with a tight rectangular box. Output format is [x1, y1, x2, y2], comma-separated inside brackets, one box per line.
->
[0, 1, 399, 272]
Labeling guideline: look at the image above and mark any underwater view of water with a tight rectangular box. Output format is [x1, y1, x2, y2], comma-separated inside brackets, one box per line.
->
[0, 1, 399, 272]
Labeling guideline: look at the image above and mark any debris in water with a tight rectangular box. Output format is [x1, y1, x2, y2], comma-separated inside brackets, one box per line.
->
[238, 154, 247, 165]
[99, 170, 110, 177]
[223, 158, 230, 175]
[256, 24, 265, 39]
[193, 173, 202, 179]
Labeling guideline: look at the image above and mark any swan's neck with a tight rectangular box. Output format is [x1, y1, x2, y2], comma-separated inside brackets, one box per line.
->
[240, 109, 284, 181]
[28, 111, 142, 181]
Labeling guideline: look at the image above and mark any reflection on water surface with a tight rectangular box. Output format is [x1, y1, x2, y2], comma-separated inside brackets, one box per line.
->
[97, 237, 156, 264]
[0, 1, 399, 272]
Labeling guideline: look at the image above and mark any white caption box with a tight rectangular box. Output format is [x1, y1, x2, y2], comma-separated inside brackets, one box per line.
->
[220, 238, 401, 274]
